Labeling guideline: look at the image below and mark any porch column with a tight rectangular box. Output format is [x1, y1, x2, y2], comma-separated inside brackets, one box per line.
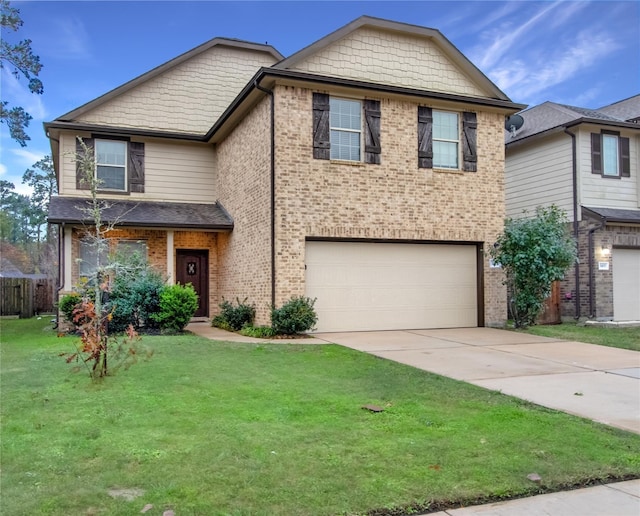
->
[64, 226, 73, 291]
[166, 230, 174, 285]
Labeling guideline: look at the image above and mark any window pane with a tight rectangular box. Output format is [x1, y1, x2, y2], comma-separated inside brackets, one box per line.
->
[116, 241, 147, 263]
[79, 241, 109, 277]
[602, 134, 619, 176]
[97, 165, 126, 190]
[96, 141, 126, 166]
[330, 130, 360, 161]
[434, 141, 458, 168]
[433, 111, 459, 140]
[330, 98, 360, 130]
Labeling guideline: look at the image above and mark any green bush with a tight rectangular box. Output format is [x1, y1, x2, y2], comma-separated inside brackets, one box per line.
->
[108, 270, 165, 333]
[58, 292, 82, 325]
[271, 296, 317, 335]
[239, 325, 276, 338]
[151, 283, 199, 332]
[212, 297, 255, 331]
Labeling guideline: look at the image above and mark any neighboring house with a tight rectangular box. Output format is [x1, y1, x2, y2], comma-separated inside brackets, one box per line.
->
[46, 16, 524, 332]
[505, 95, 640, 322]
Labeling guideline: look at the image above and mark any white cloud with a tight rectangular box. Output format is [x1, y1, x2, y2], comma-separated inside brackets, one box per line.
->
[0, 163, 7, 176]
[474, 1, 564, 70]
[11, 148, 47, 167]
[491, 29, 619, 103]
[1, 68, 48, 120]
[37, 16, 92, 61]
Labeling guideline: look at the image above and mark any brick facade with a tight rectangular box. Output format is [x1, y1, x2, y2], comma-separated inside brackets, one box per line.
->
[269, 85, 508, 326]
[560, 222, 640, 320]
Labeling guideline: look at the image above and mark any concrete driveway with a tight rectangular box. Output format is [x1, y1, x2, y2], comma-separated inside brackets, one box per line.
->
[314, 328, 640, 434]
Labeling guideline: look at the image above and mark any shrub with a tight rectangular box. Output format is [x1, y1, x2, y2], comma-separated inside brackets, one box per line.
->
[239, 325, 276, 338]
[58, 292, 81, 324]
[212, 297, 255, 331]
[108, 270, 165, 333]
[271, 296, 317, 335]
[151, 283, 199, 332]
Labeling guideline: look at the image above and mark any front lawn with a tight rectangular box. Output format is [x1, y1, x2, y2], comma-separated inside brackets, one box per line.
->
[523, 322, 640, 352]
[1, 318, 639, 515]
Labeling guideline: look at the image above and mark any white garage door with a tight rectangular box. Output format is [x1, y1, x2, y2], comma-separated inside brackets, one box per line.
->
[613, 248, 640, 321]
[305, 241, 478, 332]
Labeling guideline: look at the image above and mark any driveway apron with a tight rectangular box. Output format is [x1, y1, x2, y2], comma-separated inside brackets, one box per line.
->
[315, 328, 640, 434]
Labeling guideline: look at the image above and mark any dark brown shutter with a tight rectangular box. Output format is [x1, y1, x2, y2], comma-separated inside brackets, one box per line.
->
[75, 137, 94, 190]
[312, 93, 330, 160]
[462, 112, 478, 172]
[417, 106, 433, 169]
[364, 99, 381, 164]
[128, 142, 145, 192]
[591, 133, 602, 174]
[620, 137, 630, 177]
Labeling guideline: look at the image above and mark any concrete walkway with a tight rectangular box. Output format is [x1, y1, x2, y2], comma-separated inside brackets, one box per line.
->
[186, 322, 640, 515]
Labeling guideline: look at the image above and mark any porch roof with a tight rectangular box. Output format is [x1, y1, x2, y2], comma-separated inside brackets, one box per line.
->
[583, 206, 640, 225]
[48, 197, 234, 230]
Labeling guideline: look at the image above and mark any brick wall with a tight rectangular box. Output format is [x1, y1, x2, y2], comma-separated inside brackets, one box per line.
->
[560, 221, 640, 320]
[272, 85, 508, 326]
[216, 97, 273, 324]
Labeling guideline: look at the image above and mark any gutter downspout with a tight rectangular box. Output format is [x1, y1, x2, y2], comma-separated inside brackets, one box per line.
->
[587, 214, 607, 318]
[564, 128, 581, 319]
[254, 80, 276, 308]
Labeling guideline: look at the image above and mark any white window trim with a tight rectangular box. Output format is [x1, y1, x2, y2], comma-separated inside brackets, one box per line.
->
[329, 97, 363, 162]
[433, 110, 460, 170]
[95, 139, 128, 191]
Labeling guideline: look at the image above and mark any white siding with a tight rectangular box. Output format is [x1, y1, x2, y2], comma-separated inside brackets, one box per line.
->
[59, 132, 216, 203]
[578, 126, 639, 209]
[505, 133, 574, 219]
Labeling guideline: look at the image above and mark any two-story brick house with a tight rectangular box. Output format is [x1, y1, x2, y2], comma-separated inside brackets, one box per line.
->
[505, 95, 640, 322]
[47, 16, 524, 332]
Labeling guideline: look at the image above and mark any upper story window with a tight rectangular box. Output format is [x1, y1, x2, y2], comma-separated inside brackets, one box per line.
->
[433, 111, 459, 169]
[76, 137, 145, 194]
[96, 140, 127, 191]
[330, 98, 361, 161]
[312, 92, 381, 164]
[591, 131, 630, 178]
[418, 107, 477, 172]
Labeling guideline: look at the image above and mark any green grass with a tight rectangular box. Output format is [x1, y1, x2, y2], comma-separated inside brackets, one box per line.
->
[522, 322, 640, 351]
[1, 318, 639, 516]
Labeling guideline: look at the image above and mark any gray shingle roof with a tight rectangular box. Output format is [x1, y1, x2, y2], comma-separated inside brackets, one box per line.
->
[582, 206, 640, 224]
[48, 197, 234, 230]
[506, 95, 640, 144]
[597, 94, 640, 122]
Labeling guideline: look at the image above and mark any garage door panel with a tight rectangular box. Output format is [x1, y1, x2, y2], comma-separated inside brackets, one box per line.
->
[305, 241, 478, 332]
[613, 248, 640, 321]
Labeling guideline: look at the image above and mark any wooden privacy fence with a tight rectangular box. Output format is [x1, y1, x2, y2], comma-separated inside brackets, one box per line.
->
[0, 278, 55, 318]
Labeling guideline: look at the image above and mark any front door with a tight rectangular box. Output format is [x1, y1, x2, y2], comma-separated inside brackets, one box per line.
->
[176, 249, 209, 318]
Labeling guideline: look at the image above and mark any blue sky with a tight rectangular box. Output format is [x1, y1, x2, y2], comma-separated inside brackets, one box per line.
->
[1, 0, 638, 195]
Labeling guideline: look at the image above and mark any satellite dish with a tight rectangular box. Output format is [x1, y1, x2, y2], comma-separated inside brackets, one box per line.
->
[505, 114, 524, 138]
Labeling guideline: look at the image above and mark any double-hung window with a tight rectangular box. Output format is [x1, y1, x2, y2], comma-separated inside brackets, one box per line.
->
[602, 133, 619, 176]
[96, 140, 127, 191]
[591, 131, 630, 178]
[432, 111, 459, 169]
[418, 107, 477, 172]
[329, 98, 361, 161]
[312, 92, 381, 164]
